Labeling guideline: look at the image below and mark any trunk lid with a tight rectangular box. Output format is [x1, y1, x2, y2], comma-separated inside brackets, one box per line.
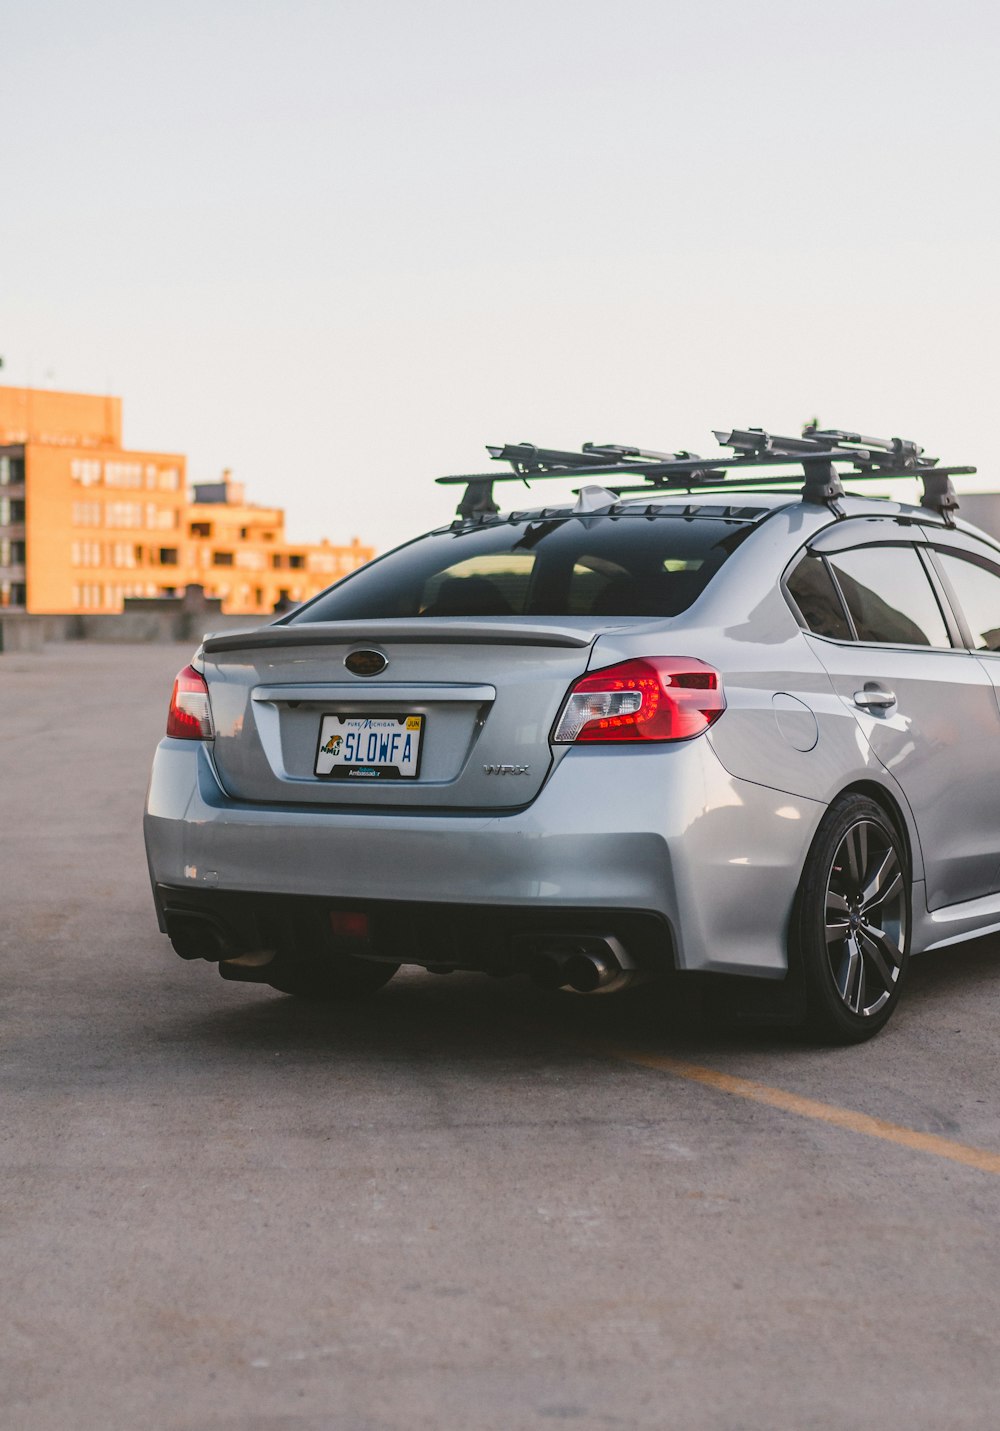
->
[201, 618, 600, 810]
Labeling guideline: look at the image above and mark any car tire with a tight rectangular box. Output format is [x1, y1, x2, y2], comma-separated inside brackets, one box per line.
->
[268, 956, 399, 1001]
[792, 793, 910, 1044]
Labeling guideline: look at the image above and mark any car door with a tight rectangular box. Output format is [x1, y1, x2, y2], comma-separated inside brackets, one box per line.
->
[801, 524, 1000, 911]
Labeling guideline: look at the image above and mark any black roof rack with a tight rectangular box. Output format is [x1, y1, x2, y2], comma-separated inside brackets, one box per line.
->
[437, 426, 975, 526]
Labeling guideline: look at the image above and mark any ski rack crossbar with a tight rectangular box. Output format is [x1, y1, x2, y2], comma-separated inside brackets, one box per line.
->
[436, 427, 975, 525]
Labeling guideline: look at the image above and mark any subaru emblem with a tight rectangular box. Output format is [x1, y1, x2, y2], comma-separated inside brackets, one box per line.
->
[345, 649, 388, 677]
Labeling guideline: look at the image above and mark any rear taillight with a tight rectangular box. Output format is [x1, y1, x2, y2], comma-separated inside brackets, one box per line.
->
[166, 664, 215, 740]
[553, 657, 725, 743]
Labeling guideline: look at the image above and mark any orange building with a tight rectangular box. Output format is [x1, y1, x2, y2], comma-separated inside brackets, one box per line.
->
[182, 473, 372, 614]
[0, 385, 373, 615]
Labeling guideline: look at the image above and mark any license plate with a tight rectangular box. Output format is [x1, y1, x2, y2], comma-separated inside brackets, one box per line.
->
[315, 713, 424, 780]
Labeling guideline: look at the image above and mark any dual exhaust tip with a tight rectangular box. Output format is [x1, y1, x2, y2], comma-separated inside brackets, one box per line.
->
[166, 910, 642, 997]
[523, 934, 639, 996]
[164, 911, 277, 978]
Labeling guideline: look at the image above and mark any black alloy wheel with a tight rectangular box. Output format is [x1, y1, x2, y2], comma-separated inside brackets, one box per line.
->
[794, 794, 910, 1043]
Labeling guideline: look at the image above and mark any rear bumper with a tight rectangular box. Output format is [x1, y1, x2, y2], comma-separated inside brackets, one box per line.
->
[153, 884, 677, 981]
[143, 737, 825, 978]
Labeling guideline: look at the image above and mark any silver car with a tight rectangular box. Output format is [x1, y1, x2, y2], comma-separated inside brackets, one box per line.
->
[143, 426, 1000, 1042]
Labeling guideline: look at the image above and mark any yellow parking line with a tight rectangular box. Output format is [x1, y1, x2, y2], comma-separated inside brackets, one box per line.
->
[597, 1045, 1000, 1176]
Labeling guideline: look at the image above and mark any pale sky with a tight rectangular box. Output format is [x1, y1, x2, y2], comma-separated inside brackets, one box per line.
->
[2, 0, 998, 553]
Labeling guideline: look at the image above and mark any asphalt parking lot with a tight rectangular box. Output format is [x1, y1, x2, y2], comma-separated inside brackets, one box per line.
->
[3, 642, 1000, 1430]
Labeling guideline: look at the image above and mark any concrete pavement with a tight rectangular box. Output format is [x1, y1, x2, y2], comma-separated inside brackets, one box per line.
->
[3, 642, 1000, 1429]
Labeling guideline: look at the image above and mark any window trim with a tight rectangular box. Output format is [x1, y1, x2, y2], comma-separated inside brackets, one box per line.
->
[808, 518, 931, 556]
[785, 538, 962, 651]
[825, 543, 957, 652]
[914, 545, 965, 649]
[782, 550, 856, 643]
[926, 545, 1000, 654]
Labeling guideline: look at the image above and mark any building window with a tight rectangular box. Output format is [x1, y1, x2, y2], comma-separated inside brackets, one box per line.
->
[159, 548, 179, 566]
[111, 542, 137, 568]
[190, 521, 212, 537]
[70, 459, 101, 486]
[106, 501, 143, 529]
[213, 551, 234, 567]
[72, 541, 103, 567]
[2, 497, 27, 525]
[0, 456, 26, 486]
[1, 580, 27, 607]
[105, 462, 144, 489]
[72, 500, 101, 527]
[288, 553, 305, 569]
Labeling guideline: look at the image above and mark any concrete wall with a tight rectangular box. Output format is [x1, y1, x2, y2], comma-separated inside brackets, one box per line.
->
[956, 494, 1000, 543]
[1, 611, 268, 653]
[0, 613, 45, 653]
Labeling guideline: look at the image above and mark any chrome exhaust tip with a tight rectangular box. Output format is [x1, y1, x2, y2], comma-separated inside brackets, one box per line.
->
[517, 934, 642, 995]
[218, 949, 278, 983]
[563, 951, 617, 993]
[563, 935, 640, 995]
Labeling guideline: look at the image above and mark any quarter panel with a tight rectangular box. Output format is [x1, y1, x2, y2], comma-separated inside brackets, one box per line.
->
[586, 573, 887, 808]
[808, 637, 1000, 909]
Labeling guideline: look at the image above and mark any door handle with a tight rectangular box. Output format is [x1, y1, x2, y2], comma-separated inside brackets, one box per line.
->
[853, 686, 897, 710]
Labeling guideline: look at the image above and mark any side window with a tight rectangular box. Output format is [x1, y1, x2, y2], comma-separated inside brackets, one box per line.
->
[826, 546, 951, 648]
[785, 552, 852, 640]
[936, 551, 1000, 652]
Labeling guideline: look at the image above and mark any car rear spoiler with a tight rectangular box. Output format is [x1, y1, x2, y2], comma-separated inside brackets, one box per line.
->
[201, 619, 596, 655]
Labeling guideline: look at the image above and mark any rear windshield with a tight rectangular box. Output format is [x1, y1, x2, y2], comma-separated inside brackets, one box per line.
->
[293, 515, 755, 622]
